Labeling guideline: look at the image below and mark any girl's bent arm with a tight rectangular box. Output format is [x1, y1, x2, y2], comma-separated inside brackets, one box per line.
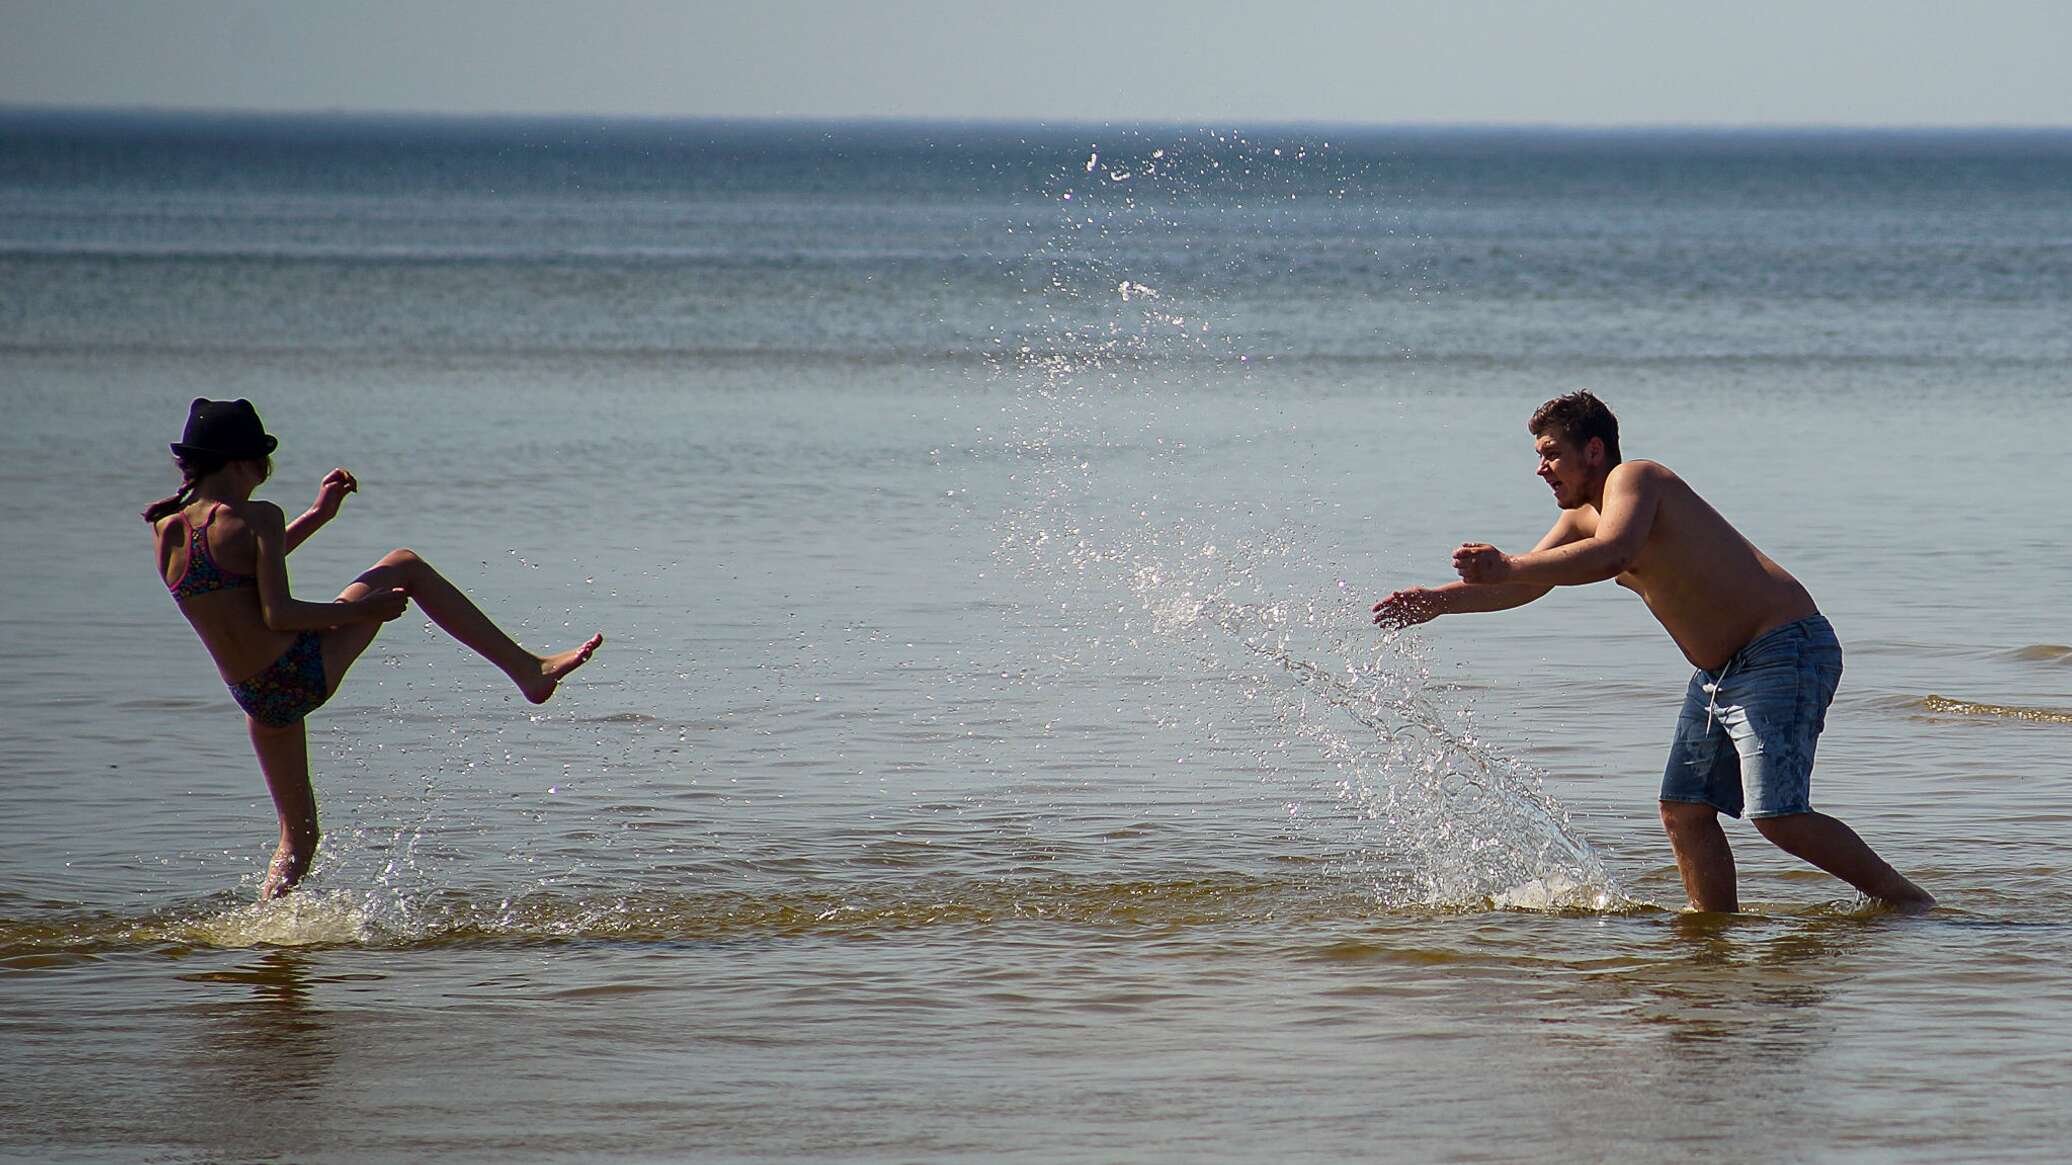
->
[250, 503, 385, 630]
[284, 469, 358, 555]
[283, 508, 327, 555]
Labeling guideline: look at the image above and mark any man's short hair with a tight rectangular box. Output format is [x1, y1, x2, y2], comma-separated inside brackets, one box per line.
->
[1529, 391, 1621, 464]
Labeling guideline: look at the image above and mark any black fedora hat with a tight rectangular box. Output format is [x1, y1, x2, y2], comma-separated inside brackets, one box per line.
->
[170, 398, 278, 461]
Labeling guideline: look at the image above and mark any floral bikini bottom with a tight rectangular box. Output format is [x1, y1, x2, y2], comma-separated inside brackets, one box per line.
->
[228, 631, 331, 728]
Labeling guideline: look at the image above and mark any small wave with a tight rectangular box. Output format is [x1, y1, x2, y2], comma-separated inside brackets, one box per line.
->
[1919, 694, 2072, 725]
[0, 871, 1632, 957]
[2008, 644, 2072, 664]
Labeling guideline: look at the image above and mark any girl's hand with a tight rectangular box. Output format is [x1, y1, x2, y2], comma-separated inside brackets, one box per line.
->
[356, 587, 409, 623]
[312, 469, 358, 521]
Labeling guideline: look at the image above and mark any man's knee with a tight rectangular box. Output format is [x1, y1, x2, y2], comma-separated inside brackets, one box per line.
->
[382, 547, 423, 570]
[1659, 799, 1719, 836]
[1751, 812, 1814, 847]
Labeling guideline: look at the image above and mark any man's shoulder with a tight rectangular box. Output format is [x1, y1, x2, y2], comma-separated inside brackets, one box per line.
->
[1610, 458, 1673, 479]
[1608, 459, 1686, 494]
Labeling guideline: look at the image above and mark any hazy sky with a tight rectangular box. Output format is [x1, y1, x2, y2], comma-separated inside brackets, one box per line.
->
[4, 0, 2068, 126]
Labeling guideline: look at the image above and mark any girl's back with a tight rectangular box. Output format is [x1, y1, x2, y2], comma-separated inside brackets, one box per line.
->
[155, 500, 296, 684]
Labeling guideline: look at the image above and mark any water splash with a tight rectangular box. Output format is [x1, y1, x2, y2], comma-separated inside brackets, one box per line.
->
[1117, 523, 1618, 909]
[990, 133, 1621, 911]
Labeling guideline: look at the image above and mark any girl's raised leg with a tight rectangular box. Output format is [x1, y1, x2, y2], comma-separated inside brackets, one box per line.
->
[250, 716, 319, 900]
[327, 548, 600, 703]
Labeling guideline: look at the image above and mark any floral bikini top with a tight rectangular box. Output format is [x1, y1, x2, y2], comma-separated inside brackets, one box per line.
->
[166, 504, 256, 600]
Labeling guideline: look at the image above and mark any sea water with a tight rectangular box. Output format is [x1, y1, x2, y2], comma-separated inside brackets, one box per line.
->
[2, 113, 2069, 1162]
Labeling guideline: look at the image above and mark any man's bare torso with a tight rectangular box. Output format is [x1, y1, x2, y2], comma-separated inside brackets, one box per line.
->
[1571, 461, 1818, 670]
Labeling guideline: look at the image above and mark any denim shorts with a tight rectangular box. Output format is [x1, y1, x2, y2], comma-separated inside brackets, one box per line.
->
[1660, 614, 1841, 819]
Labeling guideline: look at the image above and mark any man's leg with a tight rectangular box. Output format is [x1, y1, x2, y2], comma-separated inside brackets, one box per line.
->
[1753, 812, 1935, 912]
[1660, 800, 1739, 913]
[1733, 619, 1934, 913]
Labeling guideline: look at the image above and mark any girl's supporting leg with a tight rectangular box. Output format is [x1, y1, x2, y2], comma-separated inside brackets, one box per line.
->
[250, 716, 318, 900]
[323, 548, 601, 703]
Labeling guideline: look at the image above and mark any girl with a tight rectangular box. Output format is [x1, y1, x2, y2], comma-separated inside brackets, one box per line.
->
[147, 398, 603, 898]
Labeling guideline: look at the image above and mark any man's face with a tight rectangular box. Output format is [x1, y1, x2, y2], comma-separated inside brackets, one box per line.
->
[1534, 431, 1597, 509]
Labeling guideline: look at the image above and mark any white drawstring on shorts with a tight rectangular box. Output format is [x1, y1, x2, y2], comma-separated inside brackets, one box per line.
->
[1701, 657, 1737, 735]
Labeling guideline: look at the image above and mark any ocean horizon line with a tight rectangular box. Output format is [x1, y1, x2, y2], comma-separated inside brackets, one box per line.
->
[4, 104, 2070, 141]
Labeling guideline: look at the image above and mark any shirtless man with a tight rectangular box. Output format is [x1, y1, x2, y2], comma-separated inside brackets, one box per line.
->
[1373, 391, 1933, 913]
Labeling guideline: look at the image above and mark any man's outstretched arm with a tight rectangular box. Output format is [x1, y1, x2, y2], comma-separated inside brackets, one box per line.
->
[1373, 579, 1551, 626]
[1374, 512, 1579, 627]
[1454, 463, 1661, 588]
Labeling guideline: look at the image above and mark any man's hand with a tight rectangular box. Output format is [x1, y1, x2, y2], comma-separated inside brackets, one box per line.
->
[1373, 587, 1445, 628]
[1452, 542, 1513, 584]
[311, 468, 358, 523]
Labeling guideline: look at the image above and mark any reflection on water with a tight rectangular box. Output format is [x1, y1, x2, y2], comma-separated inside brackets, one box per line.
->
[148, 949, 346, 1152]
[1466, 913, 1883, 1164]
[179, 951, 334, 1091]
[2, 889, 2064, 1162]
[1644, 913, 1845, 1045]
[170, 952, 342, 1159]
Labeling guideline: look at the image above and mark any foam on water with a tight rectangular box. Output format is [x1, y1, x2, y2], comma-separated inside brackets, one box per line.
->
[1919, 694, 2072, 725]
[175, 892, 379, 948]
[988, 135, 1623, 912]
[1, 869, 1660, 958]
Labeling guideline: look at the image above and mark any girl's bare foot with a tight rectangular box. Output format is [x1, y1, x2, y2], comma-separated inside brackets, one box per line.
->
[517, 633, 604, 704]
[261, 845, 310, 900]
